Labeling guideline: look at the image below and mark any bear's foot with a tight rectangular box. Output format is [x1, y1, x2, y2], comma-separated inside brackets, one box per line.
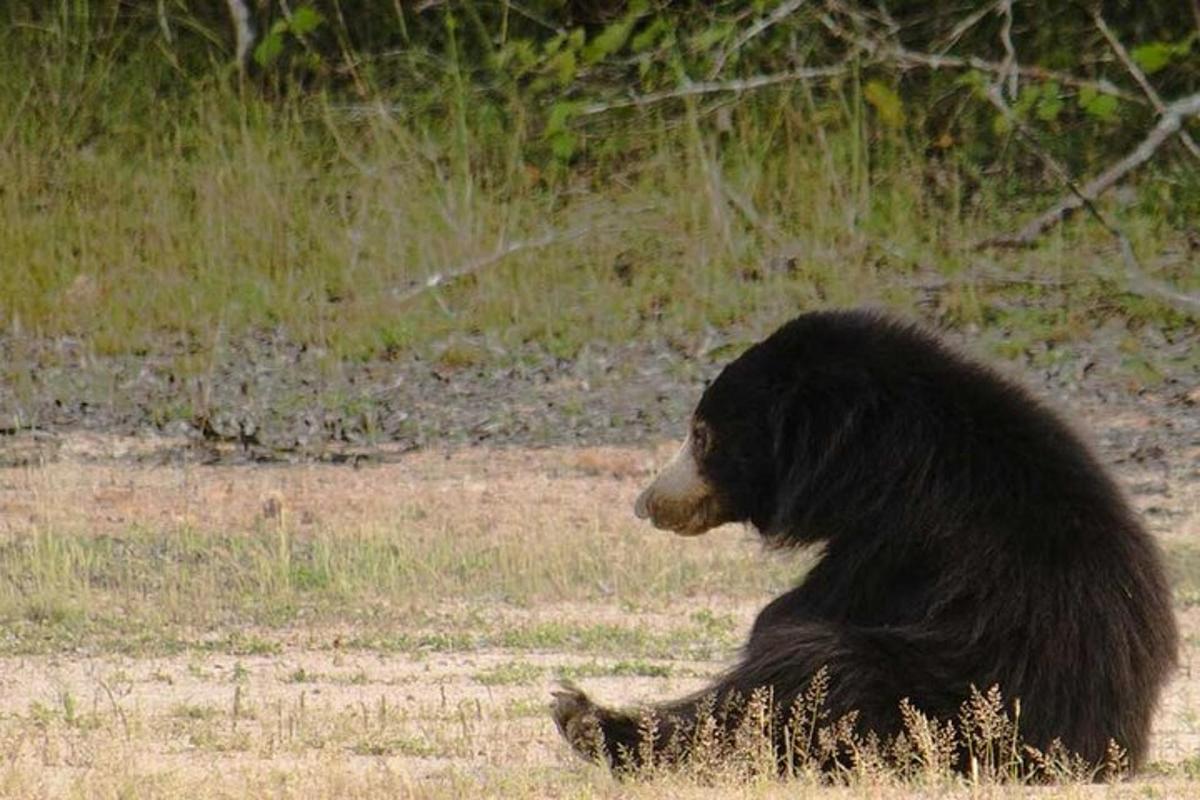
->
[551, 682, 609, 764]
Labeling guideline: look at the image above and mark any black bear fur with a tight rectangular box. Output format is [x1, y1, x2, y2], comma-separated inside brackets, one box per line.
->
[552, 309, 1177, 775]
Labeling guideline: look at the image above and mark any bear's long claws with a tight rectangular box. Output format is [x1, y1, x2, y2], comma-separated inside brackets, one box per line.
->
[551, 682, 606, 763]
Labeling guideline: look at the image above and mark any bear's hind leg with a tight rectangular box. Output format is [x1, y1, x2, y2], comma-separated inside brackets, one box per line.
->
[551, 622, 948, 772]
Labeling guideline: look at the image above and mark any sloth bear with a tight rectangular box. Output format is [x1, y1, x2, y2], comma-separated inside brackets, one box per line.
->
[552, 309, 1177, 774]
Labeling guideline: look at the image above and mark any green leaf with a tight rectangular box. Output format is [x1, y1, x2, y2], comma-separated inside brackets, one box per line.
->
[550, 131, 577, 161]
[1131, 41, 1174, 74]
[546, 48, 577, 87]
[1013, 84, 1039, 118]
[956, 69, 989, 98]
[1078, 87, 1119, 122]
[630, 17, 667, 53]
[289, 6, 324, 36]
[864, 80, 905, 128]
[690, 22, 733, 53]
[546, 101, 583, 135]
[583, 11, 638, 64]
[542, 32, 565, 57]
[253, 31, 284, 67]
[1035, 82, 1063, 123]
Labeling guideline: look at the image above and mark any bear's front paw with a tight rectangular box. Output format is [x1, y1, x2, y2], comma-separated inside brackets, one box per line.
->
[551, 681, 607, 763]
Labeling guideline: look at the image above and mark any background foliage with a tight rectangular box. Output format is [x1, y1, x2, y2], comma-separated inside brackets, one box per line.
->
[1, 1, 1197, 362]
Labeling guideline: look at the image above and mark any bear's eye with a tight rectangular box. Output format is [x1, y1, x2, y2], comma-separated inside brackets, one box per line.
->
[691, 421, 709, 456]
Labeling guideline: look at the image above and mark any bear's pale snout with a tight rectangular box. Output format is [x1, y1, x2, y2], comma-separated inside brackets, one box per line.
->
[634, 434, 727, 536]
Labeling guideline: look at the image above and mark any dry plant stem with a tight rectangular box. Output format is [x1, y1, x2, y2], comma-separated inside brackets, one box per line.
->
[1092, 9, 1200, 161]
[708, 0, 811, 79]
[224, 0, 255, 69]
[393, 225, 594, 304]
[722, 181, 785, 246]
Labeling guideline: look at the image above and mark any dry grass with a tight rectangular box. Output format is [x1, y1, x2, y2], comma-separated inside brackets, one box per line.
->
[0, 435, 1196, 797]
[0, 441, 804, 654]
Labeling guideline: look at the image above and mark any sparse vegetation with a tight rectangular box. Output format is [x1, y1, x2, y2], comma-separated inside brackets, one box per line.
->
[0, 448, 1195, 797]
[0, 462, 795, 655]
[0, 1, 1196, 796]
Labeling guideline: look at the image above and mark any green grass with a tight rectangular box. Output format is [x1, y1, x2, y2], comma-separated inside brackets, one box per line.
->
[0, 505, 796, 655]
[4, 503, 1199, 658]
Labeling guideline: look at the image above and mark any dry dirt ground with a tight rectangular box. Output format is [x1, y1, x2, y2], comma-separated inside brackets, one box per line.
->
[0, 412, 1197, 798]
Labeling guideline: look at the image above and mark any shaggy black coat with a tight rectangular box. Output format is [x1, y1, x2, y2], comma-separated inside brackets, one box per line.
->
[574, 310, 1177, 772]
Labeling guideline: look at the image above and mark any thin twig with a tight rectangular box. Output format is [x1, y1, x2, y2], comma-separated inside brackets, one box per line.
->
[580, 0, 1138, 122]
[393, 226, 594, 305]
[580, 46, 1138, 120]
[872, 1, 900, 35]
[501, 0, 567, 35]
[936, 0, 1004, 53]
[818, 1, 1141, 104]
[577, 66, 850, 117]
[708, 0, 811, 79]
[1117, 236, 1200, 314]
[723, 182, 785, 245]
[1092, 8, 1200, 160]
[892, 48, 1138, 103]
[157, 0, 173, 44]
[997, 0, 1018, 101]
[223, 0, 254, 69]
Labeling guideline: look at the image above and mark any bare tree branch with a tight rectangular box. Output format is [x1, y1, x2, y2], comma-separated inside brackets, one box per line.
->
[709, 0, 811, 79]
[817, 3, 1142, 104]
[1092, 8, 1200, 161]
[580, 45, 1137, 120]
[982, 91, 1200, 248]
[581, 0, 1140, 121]
[577, 66, 849, 117]
[1116, 235, 1200, 315]
[978, 88, 1200, 315]
[893, 48, 1139, 103]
